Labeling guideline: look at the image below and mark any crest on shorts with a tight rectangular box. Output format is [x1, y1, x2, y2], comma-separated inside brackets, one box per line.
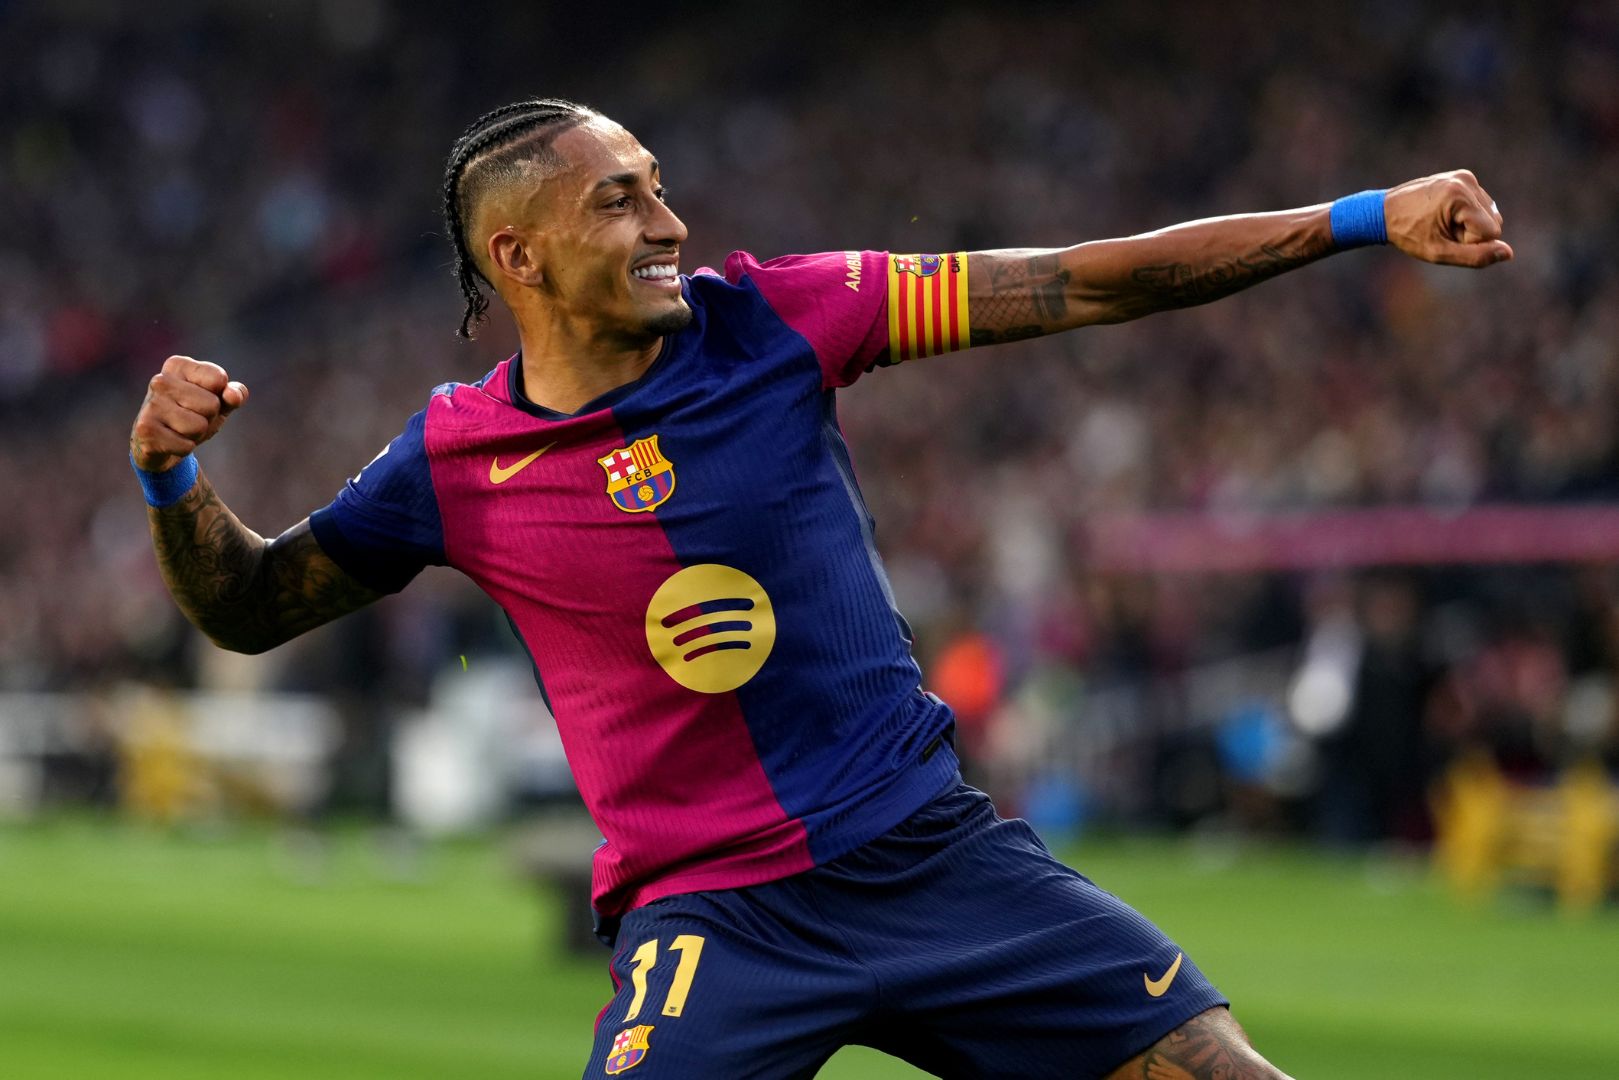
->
[892, 253, 943, 277]
[605, 1025, 653, 1074]
[598, 435, 676, 513]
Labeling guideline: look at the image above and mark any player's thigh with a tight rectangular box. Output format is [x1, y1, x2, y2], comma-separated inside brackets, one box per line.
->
[846, 805, 1228, 1078]
[582, 895, 866, 1079]
[1102, 1006, 1295, 1080]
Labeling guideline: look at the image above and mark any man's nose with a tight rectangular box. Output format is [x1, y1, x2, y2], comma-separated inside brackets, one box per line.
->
[646, 199, 688, 245]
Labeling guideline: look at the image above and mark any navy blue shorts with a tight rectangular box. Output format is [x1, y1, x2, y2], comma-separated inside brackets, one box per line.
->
[584, 780, 1227, 1079]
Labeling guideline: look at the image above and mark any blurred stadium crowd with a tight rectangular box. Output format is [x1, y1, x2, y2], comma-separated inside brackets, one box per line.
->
[4, 1, 1619, 841]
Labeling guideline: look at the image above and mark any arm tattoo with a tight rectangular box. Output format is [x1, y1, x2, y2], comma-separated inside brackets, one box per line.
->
[148, 469, 381, 654]
[1125, 241, 1320, 315]
[969, 250, 1072, 346]
[966, 218, 1329, 345]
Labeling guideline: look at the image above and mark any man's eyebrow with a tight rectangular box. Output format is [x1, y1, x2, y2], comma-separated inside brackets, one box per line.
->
[592, 160, 661, 192]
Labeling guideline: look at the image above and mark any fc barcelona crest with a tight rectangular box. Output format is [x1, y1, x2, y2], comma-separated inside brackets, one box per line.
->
[892, 253, 943, 277]
[605, 1025, 653, 1074]
[598, 435, 676, 513]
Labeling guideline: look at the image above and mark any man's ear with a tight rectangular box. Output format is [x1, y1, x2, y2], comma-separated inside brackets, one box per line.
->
[488, 228, 544, 287]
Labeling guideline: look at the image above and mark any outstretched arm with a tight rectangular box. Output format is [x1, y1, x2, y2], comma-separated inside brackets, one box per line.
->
[131, 356, 383, 654]
[966, 170, 1510, 346]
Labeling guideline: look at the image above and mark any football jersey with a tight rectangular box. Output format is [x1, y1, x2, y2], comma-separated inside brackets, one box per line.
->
[309, 249, 973, 918]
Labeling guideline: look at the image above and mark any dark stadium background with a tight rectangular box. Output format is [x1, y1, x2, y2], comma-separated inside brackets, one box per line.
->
[2, 2, 1618, 1078]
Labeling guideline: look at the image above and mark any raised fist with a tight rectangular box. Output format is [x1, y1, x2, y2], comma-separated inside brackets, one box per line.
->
[1385, 169, 1513, 268]
[129, 355, 249, 472]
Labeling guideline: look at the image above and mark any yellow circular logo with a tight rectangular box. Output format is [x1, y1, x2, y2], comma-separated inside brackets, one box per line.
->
[645, 564, 776, 694]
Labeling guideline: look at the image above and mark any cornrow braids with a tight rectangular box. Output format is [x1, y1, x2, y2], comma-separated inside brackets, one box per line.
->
[441, 98, 595, 338]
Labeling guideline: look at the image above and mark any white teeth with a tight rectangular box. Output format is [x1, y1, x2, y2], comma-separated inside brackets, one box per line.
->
[632, 264, 677, 280]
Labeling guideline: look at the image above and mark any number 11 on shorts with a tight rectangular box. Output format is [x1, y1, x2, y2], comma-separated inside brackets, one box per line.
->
[624, 934, 706, 1020]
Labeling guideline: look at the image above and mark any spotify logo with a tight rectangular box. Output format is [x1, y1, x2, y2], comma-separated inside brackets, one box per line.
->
[645, 564, 777, 694]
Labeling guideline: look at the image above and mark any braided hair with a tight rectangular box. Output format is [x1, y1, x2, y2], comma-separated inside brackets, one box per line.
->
[441, 98, 595, 338]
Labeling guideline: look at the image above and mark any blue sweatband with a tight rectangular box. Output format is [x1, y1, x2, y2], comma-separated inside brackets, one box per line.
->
[1330, 189, 1388, 248]
[132, 452, 199, 508]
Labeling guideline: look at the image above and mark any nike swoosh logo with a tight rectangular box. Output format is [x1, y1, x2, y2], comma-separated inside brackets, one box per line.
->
[1144, 952, 1183, 997]
[489, 443, 556, 485]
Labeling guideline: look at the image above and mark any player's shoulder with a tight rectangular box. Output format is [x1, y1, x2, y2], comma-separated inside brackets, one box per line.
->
[417, 357, 518, 430]
[687, 250, 881, 327]
[687, 250, 891, 387]
[683, 252, 762, 300]
[679, 254, 782, 325]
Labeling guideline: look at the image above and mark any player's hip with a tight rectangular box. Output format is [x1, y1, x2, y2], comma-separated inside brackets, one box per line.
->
[587, 784, 1227, 1078]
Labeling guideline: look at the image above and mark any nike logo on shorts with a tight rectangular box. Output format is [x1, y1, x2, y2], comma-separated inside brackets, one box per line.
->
[1144, 952, 1183, 997]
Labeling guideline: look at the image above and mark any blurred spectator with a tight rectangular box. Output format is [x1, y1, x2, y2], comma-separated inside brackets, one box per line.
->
[1314, 573, 1434, 845]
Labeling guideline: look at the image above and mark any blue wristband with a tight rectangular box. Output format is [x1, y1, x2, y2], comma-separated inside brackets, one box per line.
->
[132, 452, 199, 508]
[1329, 189, 1388, 248]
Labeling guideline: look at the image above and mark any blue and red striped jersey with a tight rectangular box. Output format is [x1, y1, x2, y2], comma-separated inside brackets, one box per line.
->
[310, 250, 971, 917]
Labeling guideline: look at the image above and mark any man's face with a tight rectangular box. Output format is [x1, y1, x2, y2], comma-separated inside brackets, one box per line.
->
[518, 119, 691, 343]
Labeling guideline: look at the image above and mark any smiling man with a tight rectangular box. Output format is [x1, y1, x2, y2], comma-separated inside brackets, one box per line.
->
[129, 98, 1510, 1079]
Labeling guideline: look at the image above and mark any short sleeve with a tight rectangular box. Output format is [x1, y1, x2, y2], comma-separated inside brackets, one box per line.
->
[724, 249, 972, 388]
[724, 250, 888, 388]
[308, 408, 445, 594]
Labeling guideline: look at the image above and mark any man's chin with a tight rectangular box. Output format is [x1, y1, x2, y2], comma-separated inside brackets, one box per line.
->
[644, 299, 694, 337]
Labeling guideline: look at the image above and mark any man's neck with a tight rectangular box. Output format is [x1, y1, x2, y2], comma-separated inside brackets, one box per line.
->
[514, 321, 663, 415]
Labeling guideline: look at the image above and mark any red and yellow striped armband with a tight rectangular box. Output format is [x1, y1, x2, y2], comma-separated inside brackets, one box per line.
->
[886, 252, 970, 364]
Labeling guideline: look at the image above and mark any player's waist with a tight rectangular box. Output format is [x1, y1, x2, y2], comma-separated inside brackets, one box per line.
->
[589, 714, 960, 943]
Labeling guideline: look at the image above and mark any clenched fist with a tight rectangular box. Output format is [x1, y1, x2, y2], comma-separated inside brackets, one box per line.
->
[1385, 169, 1513, 268]
[130, 355, 249, 473]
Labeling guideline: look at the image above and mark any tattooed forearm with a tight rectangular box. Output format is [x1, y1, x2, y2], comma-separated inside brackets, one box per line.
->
[964, 207, 1334, 344]
[148, 469, 381, 654]
[1125, 240, 1322, 315]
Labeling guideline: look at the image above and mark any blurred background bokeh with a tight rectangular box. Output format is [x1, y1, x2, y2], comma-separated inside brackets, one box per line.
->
[3, 1, 1619, 1077]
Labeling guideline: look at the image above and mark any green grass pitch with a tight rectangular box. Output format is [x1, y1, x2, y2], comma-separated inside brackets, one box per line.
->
[2, 819, 1616, 1078]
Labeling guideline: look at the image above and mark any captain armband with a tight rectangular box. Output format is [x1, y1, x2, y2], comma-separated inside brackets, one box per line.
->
[885, 252, 971, 364]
